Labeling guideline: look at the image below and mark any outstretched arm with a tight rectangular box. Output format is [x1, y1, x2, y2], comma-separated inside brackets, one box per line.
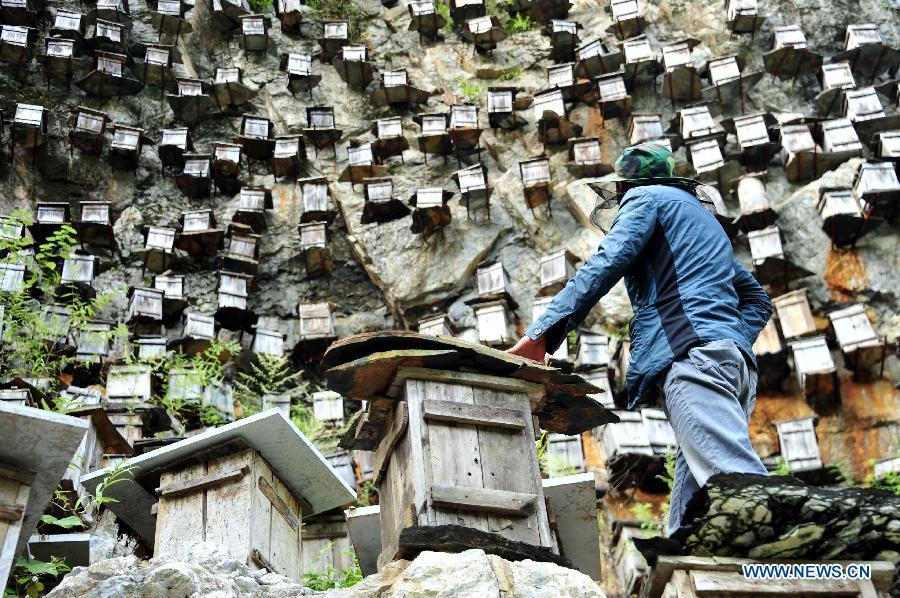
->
[508, 190, 658, 360]
[732, 258, 773, 343]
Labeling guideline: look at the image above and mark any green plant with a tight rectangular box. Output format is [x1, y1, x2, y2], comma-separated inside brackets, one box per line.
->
[307, 0, 366, 42]
[497, 67, 522, 81]
[435, 0, 452, 32]
[772, 457, 791, 476]
[9, 556, 70, 598]
[827, 461, 852, 487]
[455, 76, 483, 104]
[865, 459, 900, 495]
[535, 432, 579, 477]
[291, 401, 326, 442]
[234, 354, 309, 415]
[0, 214, 123, 393]
[630, 502, 660, 532]
[656, 449, 676, 530]
[357, 480, 378, 506]
[248, 0, 273, 11]
[505, 12, 533, 33]
[301, 543, 363, 590]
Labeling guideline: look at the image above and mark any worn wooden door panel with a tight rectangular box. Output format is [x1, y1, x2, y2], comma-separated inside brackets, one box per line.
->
[0, 464, 32, 578]
[250, 457, 273, 571]
[205, 450, 253, 561]
[420, 380, 490, 532]
[467, 388, 541, 545]
[265, 462, 301, 577]
[155, 463, 207, 557]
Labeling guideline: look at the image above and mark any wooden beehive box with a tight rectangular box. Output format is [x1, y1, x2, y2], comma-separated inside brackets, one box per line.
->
[789, 335, 837, 403]
[298, 221, 332, 278]
[364, 368, 560, 568]
[735, 174, 777, 231]
[298, 177, 334, 223]
[817, 187, 881, 247]
[319, 20, 349, 59]
[271, 136, 304, 178]
[676, 105, 720, 140]
[417, 313, 452, 337]
[545, 433, 585, 472]
[313, 391, 344, 426]
[251, 328, 285, 359]
[773, 289, 816, 341]
[518, 158, 552, 213]
[725, 0, 763, 34]
[539, 248, 575, 294]
[216, 270, 255, 331]
[827, 303, 883, 370]
[819, 118, 862, 154]
[474, 300, 513, 346]
[334, 45, 373, 89]
[158, 127, 192, 169]
[609, 0, 644, 39]
[82, 411, 356, 577]
[298, 302, 335, 341]
[599, 410, 653, 463]
[300, 512, 354, 577]
[454, 163, 492, 215]
[127, 286, 164, 333]
[748, 225, 784, 264]
[629, 113, 663, 145]
[476, 261, 511, 299]
[239, 14, 268, 52]
[875, 130, 900, 160]
[575, 332, 609, 370]
[775, 416, 823, 474]
[408, 0, 445, 38]
[622, 36, 658, 83]
[581, 368, 613, 409]
[282, 53, 319, 95]
[854, 161, 900, 218]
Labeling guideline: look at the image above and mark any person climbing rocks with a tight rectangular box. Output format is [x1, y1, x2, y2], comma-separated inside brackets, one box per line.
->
[506, 142, 772, 534]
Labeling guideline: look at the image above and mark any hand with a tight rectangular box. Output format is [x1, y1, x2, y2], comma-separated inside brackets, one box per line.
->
[506, 335, 547, 363]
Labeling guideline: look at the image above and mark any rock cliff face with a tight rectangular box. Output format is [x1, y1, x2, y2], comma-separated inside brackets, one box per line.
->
[3, 0, 900, 594]
[46, 545, 605, 597]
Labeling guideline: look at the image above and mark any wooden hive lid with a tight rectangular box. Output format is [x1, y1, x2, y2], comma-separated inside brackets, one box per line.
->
[322, 331, 618, 438]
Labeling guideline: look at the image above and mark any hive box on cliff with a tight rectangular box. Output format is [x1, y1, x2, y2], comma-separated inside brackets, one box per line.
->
[324, 332, 615, 571]
[0, 403, 88, 583]
[81, 410, 355, 580]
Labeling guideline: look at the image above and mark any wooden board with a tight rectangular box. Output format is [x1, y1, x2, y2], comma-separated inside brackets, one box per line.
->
[422, 399, 526, 430]
[430, 485, 537, 516]
[154, 462, 207, 559]
[372, 403, 408, 484]
[325, 349, 461, 397]
[205, 451, 254, 569]
[474, 388, 549, 547]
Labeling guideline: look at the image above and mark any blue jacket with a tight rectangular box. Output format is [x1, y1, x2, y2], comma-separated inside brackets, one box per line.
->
[526, 184, 773, 408]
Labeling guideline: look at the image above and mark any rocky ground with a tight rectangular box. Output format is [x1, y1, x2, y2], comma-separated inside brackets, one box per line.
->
[46, 545, 605, 597]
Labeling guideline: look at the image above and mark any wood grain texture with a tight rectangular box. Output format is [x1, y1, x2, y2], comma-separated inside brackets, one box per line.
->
[157, 465, 250, 498]
[205, 451, 253, 566]
[430, 484, 537, 516]
[154, 462, 207, 558]
[373, 402, 409, 484]
[421, 380, 490, 532]
[476, 388, 553, 549]
[422, 399, 526, 430]
[258, 476, 300, 531]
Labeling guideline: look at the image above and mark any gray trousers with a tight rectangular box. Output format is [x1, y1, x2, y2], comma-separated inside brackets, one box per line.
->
[661, 339, 769, 533]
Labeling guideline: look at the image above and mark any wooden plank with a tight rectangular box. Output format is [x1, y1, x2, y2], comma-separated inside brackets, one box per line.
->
[390, 367, 544, 403]
[0, 503, 24, 522]
[422, 399, 526, 430]
[430, 484, 536, 516]
[154, 462, 207, 558]
[691, 570, 862, 595]
[157, 465, 250, 498]
[0, 464, 35, 485]
[403, 379, 432, 527]
[474, 389, 543, 546]
[205, 450, 253, 569]
[421, 380, 490, 532]
[249, 458, 272, 574]
[265, 462, 301, 579]
[258, 475, 300, 531]
[325, 349, 461, 397]
[373, 402, 409, 484]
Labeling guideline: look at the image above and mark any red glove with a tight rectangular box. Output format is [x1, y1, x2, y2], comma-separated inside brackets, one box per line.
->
[506, 334, 548, 363]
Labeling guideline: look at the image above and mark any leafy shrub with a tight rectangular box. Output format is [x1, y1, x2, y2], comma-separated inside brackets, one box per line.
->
[506, 12, 533, 34]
